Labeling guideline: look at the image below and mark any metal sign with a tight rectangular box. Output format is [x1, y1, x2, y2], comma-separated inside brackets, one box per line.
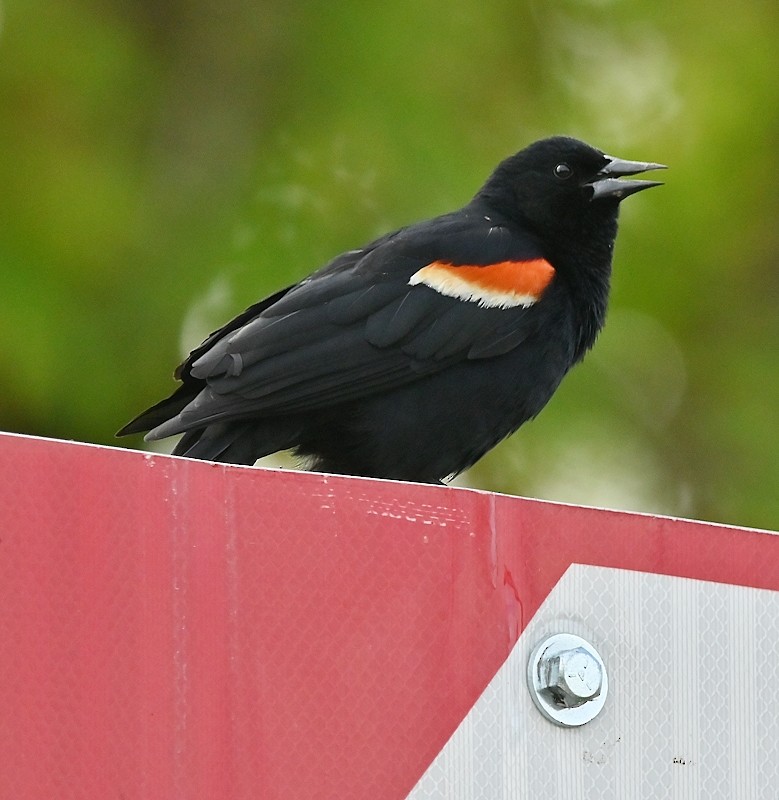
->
[0, 432, 777, 798]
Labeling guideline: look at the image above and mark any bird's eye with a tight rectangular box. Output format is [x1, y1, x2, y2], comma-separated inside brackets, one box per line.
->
[554, 162, 573, 180]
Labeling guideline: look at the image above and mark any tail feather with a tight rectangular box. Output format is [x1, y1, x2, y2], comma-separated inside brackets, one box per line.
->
[171, 419, 304, 465]
[117, 383, 200, 437]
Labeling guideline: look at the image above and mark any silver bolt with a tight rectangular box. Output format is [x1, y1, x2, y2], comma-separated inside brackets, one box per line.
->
[541, 646, 603, 707]
[527, 633, 608, 727]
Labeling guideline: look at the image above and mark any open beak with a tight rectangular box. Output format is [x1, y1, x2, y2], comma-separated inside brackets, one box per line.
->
[588, 155, 667, 201]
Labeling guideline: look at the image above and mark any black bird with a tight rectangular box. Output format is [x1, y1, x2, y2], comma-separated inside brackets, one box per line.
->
[119, 136, 664, 483]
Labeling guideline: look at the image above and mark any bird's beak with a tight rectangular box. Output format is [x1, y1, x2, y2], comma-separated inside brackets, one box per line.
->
[587, 155, 667, 201]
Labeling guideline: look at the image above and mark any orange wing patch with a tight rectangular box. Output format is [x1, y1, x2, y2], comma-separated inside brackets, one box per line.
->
[408, 259, 555, 309]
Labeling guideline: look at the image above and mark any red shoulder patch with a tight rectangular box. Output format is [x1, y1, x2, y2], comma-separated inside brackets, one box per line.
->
[408, 259, 555, 309]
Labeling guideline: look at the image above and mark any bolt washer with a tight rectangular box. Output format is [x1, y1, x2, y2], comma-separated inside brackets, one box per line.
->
[527, 633, 608, 727]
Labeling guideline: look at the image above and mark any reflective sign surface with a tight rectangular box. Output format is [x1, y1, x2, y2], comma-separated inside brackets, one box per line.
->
[0, 433, 776, 799]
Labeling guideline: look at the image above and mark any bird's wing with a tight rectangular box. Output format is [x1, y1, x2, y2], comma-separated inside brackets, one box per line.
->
[147, 217, 558, 438]
[120, 239, 387, 437]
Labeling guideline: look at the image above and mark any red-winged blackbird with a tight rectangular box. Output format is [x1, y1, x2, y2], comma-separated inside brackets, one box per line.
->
[119, 136, 664, 483]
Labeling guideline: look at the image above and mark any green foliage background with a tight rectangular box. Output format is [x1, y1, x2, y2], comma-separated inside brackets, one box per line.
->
[1, 0, 777, 528]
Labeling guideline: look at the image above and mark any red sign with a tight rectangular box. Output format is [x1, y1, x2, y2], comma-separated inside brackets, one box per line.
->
[0, 433, 776, 798]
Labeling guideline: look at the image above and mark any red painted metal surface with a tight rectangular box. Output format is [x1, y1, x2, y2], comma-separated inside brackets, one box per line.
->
[0, 432, 777, 799]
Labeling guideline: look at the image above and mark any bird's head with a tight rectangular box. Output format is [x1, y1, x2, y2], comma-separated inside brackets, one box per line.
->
[477, 136, 666, 244]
